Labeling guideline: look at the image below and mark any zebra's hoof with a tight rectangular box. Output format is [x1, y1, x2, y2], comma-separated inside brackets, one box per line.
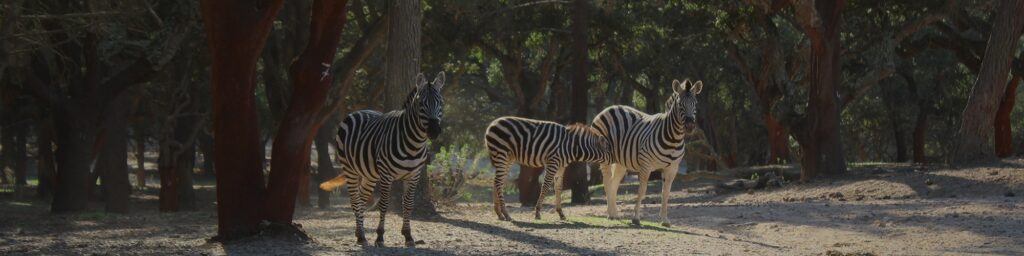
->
[631, 219, 641, 225]
[405, 240, 417, 248]
[661, 222, 671, 227]
[375, 239, 385, 247]
[559, 215, 567, 221]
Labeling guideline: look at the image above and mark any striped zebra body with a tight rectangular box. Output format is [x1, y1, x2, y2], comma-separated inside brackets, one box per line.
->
[593, 79, 703, 227]
[485, 117, 609, 221]
[320, 72, 445, 247]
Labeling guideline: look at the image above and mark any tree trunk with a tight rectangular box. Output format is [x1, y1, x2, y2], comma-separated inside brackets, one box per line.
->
[36, 116, 56, 198]
[913, 101, 930, 163]
[793, 0, 848, 180]
[12, 125, 27, 186]
[516, 166, 543, 207]
[262, 0, 351, 223]
[198, 132, 215, 177]
[97, 93, 132, 213]
[564, 0, 592, 204]
[994, 75, 1020, 158]
[199, 0, 284, 240]
[884, 88, 908, 162]
[765, 115, 790, 164]
[377, 0, 438, 216]
[51, 104, 98, 213]
[314, 119, 338, 208]
[135, 129, 147, 188]
[953, 0, 1024, 162]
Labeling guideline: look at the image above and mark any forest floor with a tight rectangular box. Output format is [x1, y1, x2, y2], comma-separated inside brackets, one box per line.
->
[1, 158, 1023, 255]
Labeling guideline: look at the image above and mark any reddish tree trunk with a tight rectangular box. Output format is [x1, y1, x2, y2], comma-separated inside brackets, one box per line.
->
[200, 0, 285, 239]
[994, 75, 1020, 158]
[263, 0, 350, 223]
[913, 106, 929, 163]
[764, 115, 790, 164]
[793, 0, 848, 180]
[953, 0, 1024, 162]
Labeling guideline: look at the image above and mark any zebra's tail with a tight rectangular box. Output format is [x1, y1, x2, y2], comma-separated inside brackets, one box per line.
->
[319, 175, 348, 191]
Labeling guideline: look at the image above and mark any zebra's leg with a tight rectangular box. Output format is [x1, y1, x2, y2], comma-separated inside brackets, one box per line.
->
[660, 166, 678, 227]
[553, 169, 566, 220]
[348, 178, 370, 246]
[492, 161, 512, 221]
[400, 172, 419, 247]
[374, 176, 394, 247]
[534, 163, 561, 220]
[605, 164, 628, 219]
[631, 171, 652, 225]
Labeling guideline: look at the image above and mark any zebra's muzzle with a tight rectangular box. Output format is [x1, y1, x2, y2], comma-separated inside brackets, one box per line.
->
[427, 118, 442, 139]
[682, 116, 697, 130]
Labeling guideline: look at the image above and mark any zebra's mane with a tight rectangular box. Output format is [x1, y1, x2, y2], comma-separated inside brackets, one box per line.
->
[566, 123, 601, 137]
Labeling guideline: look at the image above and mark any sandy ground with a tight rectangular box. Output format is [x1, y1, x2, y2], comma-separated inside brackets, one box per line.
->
[1, 159, 1023, 255]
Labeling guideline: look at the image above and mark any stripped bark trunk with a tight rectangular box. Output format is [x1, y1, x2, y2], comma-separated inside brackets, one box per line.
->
[994, 75, 1020, 158]
[792, 0, 848, 180]
[199, 0, 285, 239]
[953, 0, 1024, 162]
[262, 0, 351, 223]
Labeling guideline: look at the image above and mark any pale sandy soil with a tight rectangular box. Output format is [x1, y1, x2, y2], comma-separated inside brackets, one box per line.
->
[1, 159, 1022, 255]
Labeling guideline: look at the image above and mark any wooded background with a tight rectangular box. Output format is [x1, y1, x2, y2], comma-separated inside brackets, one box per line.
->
[0, 0, 1022, 241]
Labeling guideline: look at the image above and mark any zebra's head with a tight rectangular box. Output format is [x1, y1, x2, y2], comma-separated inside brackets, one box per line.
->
[413, 71, 446, 139]
[670, 79, 703, 131]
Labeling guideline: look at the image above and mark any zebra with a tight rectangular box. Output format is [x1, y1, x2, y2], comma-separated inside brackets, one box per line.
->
[592, 79, 703, 227]
[485, 117, 610, 221]
[319, 71, 445, 247]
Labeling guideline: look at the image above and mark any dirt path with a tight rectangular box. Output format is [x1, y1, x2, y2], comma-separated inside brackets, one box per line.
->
[2, 159, 1023, 255]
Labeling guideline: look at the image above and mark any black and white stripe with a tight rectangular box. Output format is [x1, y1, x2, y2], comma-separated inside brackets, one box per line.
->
[592, 79, 702, 227]
[323, 72, 445, 247]
[485, 117, 610, 221]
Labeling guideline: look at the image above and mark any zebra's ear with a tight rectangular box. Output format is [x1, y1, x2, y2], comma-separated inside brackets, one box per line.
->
[432, 71, 446, 90]
[416, 73, 428, 89]
[671, 79, 683, 94]
[690, 80, 703, 95]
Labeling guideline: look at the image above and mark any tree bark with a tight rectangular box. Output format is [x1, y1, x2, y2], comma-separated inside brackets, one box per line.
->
[199, 0, 284, 240]
[565, 0, 591, 204]
[314, 118, 338, 208]
[792, 0, 848, 180]
[97, 92, 133, 213]
[135, 128, 147, 188]
[36, 116, 56, 198]
[198, 131, 215, 177]
[994, 75, 1020, 158]
[953, 0, 1024, 162]
[51, 104, 98, 212]
[262, 0, 351, 223]
[913, 105, 929, 163]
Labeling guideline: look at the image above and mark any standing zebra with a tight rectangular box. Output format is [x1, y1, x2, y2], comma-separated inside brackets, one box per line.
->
[485, 117, 610, 221]
[592, 79, 702, 227]
[319, 72, 445, 247]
